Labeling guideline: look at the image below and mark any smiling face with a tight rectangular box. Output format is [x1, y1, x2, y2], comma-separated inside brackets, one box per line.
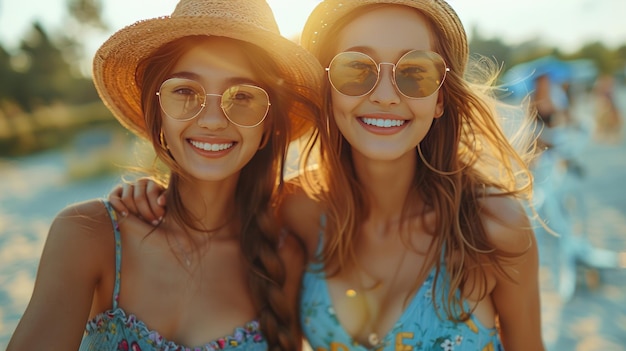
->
[330, 5, 444, 162]
[160, 37, 267, 182]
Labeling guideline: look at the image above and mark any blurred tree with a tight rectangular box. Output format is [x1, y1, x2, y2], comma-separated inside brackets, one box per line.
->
[507, 39, 557, 67]
[615, 44, 626, 82]
[468, 26, 512, 69]
[572, 42, 622, 76]
[59, 0, 107, 101]
[0, 44, 18, 135]
[16, 22, 73, 112]
[64, 0, 109, 77]
[68, 0, 108, 30]
[0, 44, 12, 101]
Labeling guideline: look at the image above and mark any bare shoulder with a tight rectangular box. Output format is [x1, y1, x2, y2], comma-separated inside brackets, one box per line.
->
[45, 198, 117, 296]
[5, 199, 115, 350]
[279, 179, 324, 256]
[281, 180, 321, 218]
[52, 199, 114, 234]
[48, 199, 116, 265]
[479, 195, 534, 254]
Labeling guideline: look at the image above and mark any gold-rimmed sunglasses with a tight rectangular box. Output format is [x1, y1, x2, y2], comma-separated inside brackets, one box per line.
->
[326, 50, 449, 99]
[156, 77, 271, 128]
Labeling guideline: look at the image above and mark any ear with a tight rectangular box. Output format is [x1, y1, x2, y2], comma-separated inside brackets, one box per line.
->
[258, 129, 270, 150]
[434, 92, 444, 118]
[159, 129, 169, 149]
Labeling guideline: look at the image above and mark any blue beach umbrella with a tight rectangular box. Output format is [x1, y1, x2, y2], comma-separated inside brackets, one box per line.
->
[501, 56, 574, 100]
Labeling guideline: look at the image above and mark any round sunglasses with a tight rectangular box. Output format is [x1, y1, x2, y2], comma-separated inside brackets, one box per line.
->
[156, 77, 271, 128]
[326, 50, 450, 99]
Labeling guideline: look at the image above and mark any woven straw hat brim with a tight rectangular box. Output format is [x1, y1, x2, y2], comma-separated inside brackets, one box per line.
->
[301, 0, 468, 72]
[93, 16, 323, 141]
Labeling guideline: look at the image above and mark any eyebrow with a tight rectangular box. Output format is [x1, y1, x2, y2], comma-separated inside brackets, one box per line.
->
[167, 71, 259, 86]
[341, 46, 375, 56]
[340, 46, 421, 61]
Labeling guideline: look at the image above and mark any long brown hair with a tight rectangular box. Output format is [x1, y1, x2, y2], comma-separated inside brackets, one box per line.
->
[298, 4, 536, 321]
[138, 35, 318, 350]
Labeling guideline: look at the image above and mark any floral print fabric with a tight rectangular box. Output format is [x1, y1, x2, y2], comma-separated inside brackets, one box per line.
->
[301, 266, 503, 351]
[78, 200, 266, 351]
[300, 217, 504, 351]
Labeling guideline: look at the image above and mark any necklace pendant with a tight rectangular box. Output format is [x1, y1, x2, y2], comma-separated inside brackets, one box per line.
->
[368, 333, 380, 347]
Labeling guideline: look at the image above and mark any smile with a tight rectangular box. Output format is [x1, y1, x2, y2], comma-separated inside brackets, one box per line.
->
[360, 117, 406, 128]
[189, 140, 234, 151]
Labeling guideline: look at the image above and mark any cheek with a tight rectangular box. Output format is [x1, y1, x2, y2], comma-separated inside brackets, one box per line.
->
[330, 91, 363, 138]
[161, 119, 184, 144]
[408, 96, 441, 119]
[160, 119, 191, 159]
[241, 125, 265, 149]
[330, 90, 358, 119]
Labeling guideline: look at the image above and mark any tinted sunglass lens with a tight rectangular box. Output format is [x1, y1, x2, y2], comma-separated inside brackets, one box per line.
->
[159, 78, 204, 120]
[221, 85, 270, 127]
[158, 79, 269, 126]
[328, 52, 378, 96]
[395, 51, 447, 98]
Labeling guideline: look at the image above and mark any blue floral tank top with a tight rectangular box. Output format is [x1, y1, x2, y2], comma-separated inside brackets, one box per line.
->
[300, 216, 504, 351]
[79, 200, 266, 351]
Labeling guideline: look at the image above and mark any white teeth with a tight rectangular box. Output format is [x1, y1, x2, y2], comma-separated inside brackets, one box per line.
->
[189, 140, 234, 151]
[361, 118, 405, 128]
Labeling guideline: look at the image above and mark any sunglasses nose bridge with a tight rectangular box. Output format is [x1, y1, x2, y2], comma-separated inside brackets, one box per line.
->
[376, 61, 398, 87]
[195, 93, 230, 128]
[195, 93, 222, 116]
[368, 62, 402, 104]
[204, 93, 222, 104]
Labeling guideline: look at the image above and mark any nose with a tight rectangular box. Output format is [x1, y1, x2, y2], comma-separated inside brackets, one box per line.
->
[369, 63, 401, 105]
[196, 94, 229, 130]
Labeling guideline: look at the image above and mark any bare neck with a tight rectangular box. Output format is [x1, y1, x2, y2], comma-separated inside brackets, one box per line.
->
[352, 150, 419, 224]
[172, 176, 239, 235]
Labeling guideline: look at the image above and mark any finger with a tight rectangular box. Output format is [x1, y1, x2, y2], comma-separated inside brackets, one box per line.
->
[134, 178, 160, 225]
[107, 184, 128, 217]
[120, 182, 139, 218]
[146, 180, 167, 220]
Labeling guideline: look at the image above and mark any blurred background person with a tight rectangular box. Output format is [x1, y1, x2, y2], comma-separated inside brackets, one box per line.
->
[527, 58, 625, 303]
[593, 74, 623, 144]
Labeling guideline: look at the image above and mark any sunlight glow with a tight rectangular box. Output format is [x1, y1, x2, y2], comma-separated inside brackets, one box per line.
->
[267, 0, 320, 40]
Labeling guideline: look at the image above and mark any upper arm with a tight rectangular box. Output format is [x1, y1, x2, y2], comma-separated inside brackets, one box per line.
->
[482, 196, 545, 351]
[7, 200, 114, 351]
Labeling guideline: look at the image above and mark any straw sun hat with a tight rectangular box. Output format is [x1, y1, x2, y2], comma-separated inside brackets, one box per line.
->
[301, 0, 468, 72]
[93, 0, 323, 141]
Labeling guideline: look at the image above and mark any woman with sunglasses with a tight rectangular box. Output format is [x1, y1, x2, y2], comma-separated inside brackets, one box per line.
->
[109, 1, 545, 350]
[7, 0, 321, 350]
[294, 2, 543, 350]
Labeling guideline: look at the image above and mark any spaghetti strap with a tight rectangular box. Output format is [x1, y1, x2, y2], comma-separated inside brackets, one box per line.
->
[304, 213, 327, 273]
[101, 199, 122, 309]
[314, 213, 326, 258]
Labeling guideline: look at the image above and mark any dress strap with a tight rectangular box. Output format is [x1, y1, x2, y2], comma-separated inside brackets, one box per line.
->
[101, 199, 122, 309]
[305, 213, 327, 273]
[314, 213, 326, 258]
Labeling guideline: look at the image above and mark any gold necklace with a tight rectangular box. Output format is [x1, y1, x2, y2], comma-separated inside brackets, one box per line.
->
[171, 232, 194, 266]
[165, 217, 231, 267]
[345, 245, 410, 348]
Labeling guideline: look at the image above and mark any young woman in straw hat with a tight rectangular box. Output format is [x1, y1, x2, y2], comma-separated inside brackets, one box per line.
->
[7, 0, 322, 350]
[109, 0, 546, 350]
[293, 2, 543, 350]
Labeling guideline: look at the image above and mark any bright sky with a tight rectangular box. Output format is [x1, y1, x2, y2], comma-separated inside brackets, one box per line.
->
[0, 0, 624, 61]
